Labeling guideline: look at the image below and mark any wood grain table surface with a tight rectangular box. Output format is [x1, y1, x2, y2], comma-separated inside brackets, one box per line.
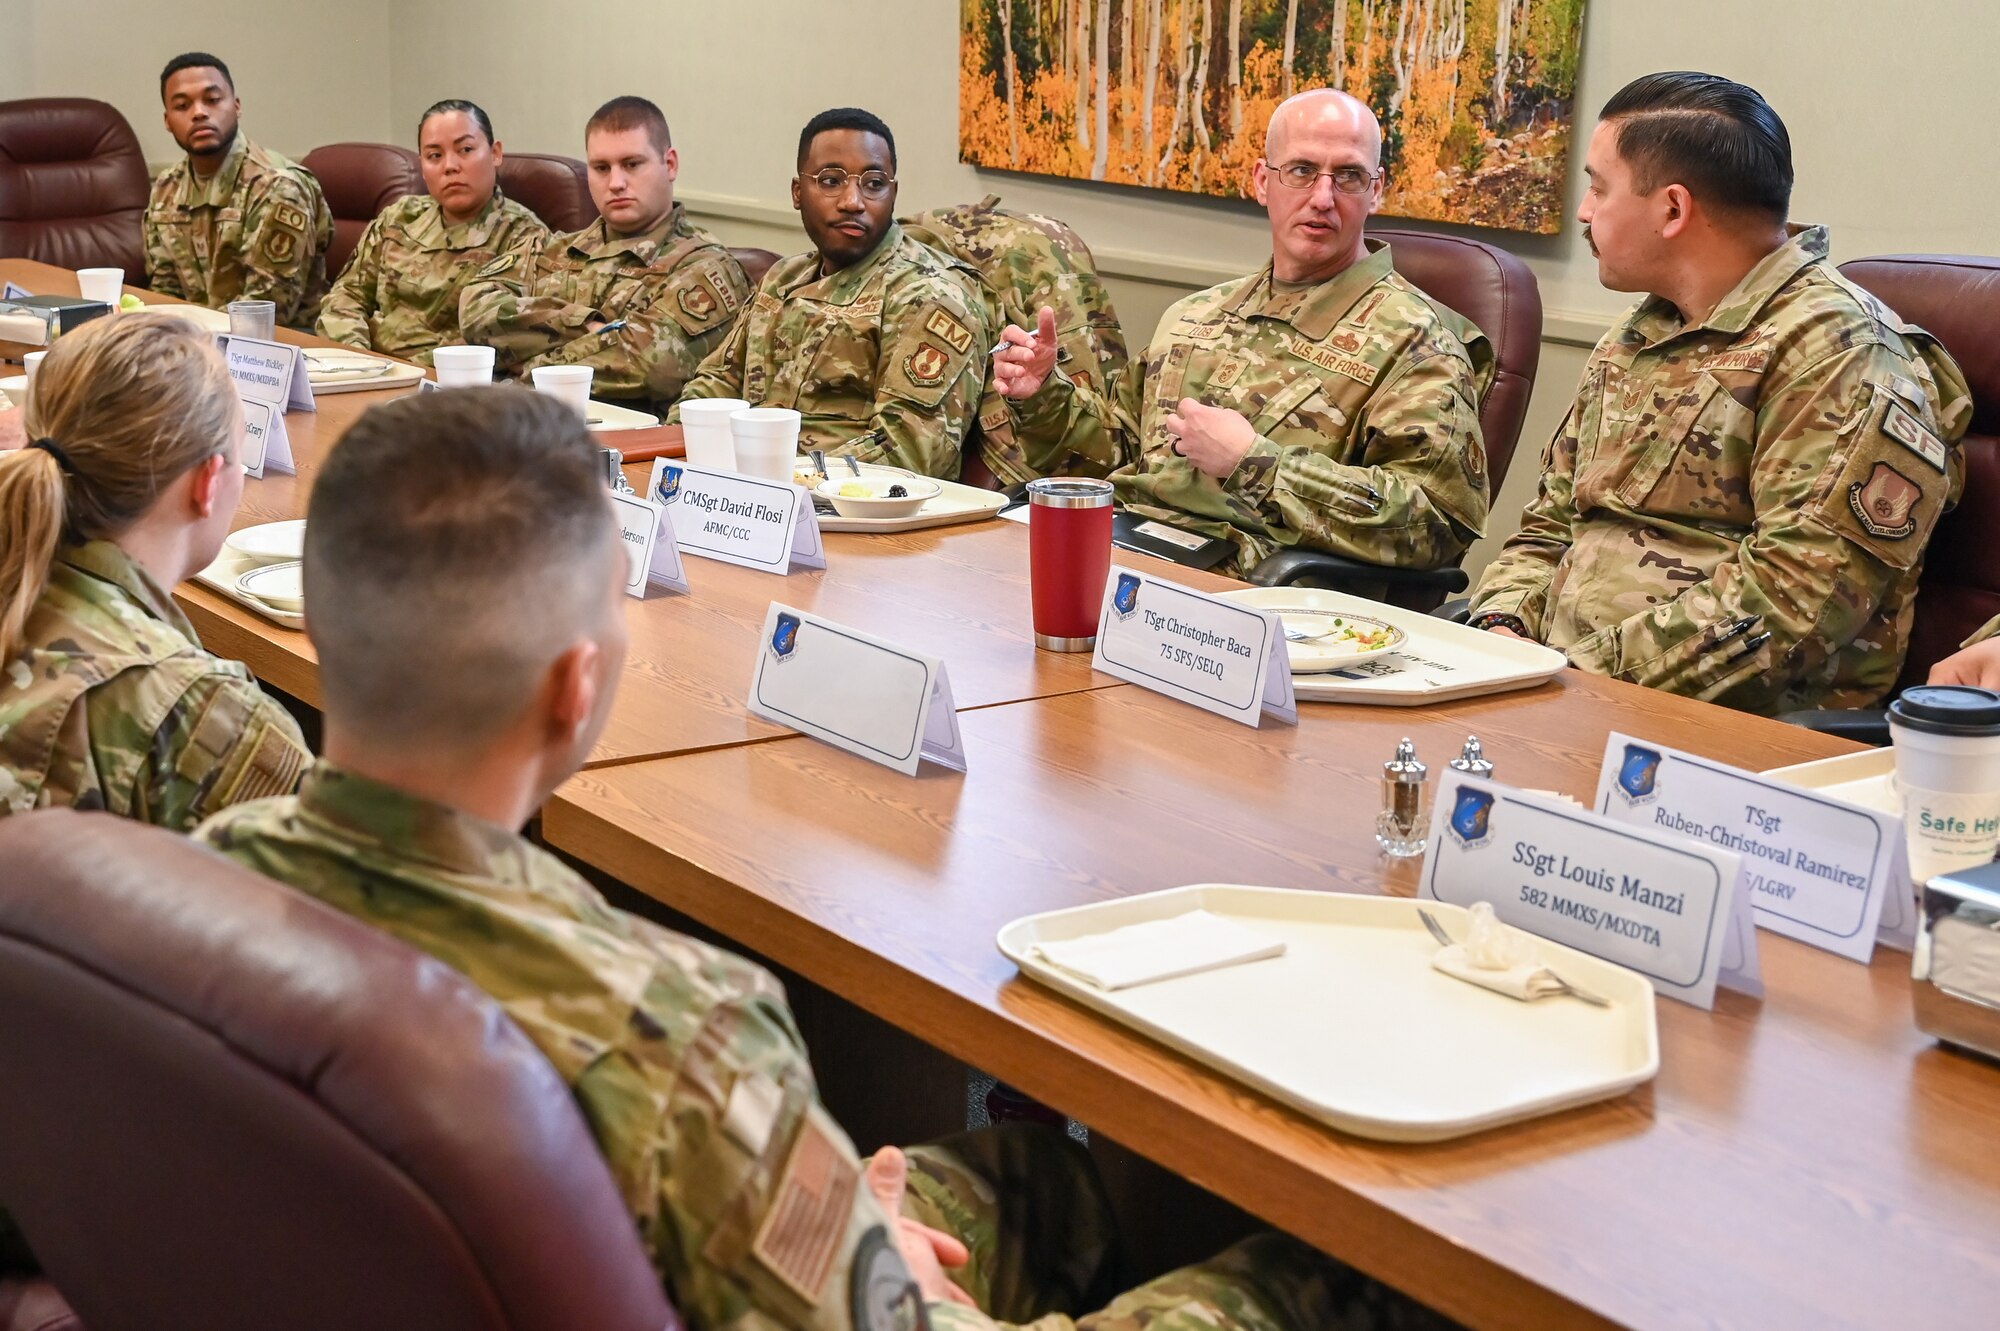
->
[547, 679, 2000, 1331]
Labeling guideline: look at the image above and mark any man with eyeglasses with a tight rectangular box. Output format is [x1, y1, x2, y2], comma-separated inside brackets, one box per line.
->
[1468, 72, 1969, 714]
[670, 107, 990, 479]
[992, 89, 1490, 577]
[459, 96, 749, 407]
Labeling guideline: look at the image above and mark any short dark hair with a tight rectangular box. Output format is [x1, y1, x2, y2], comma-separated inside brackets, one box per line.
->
[304, 388, 616, 748]
[797, 107, 897, 173]
[1599, 71, 1792, 221]
[160, 52, 233, 100]
[585, 96, 671, 156]
[418, 98, 495, 146]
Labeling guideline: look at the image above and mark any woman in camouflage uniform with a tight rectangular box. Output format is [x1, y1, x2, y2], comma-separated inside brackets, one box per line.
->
[0, 312, 309, 830]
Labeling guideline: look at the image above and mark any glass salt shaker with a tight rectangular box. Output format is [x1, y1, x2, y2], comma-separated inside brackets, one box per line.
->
[1376, 737, 1430, 857]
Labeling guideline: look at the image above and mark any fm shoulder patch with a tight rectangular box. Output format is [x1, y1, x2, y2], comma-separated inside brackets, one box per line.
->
[905, 341, 951, 387]
[923, 307, 973, 354]
[1848, 460, 1922, 539]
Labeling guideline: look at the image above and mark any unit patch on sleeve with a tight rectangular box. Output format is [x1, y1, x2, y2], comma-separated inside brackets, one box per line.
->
[905, 341, 951, 386]
[1848, 460, 1922, 539]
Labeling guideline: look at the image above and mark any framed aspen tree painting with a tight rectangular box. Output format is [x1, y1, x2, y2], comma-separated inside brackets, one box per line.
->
[959, 0, 1589, 234]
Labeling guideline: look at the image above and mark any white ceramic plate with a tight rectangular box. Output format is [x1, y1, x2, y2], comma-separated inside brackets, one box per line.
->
[0, 374, 27, 409]
[1267, 608, 1406, 673]
[1001, 885, 1659, 1142]
[814, 475, 942, 519]
[237, 560, 304, 613]
[224, 519, 306, 565]
[302, 348, 393, 383]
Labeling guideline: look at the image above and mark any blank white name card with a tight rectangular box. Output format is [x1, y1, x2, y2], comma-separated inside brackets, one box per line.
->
[1421, 773, 1750, 1009]
[1593, 733, 1899, 963]
[1090, 566, 1295, 727]
[608, 492, 688, 598]
[647, 459, 824, 574]
[747, 604, 966, 776]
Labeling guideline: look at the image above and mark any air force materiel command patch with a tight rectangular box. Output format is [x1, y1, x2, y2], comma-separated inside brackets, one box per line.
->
[1880, 390, 1948, 472]
[771, 611, 802, 661]
[653, 463, 683, 505]
[1616, 743, 1662, 803]
[1448, 785, 1494, 848]
[905, 341, 951, 387]
[923, 308, 973, 354]
[1849, 460, 1922, 539]
[1112, 571, 1141, 620]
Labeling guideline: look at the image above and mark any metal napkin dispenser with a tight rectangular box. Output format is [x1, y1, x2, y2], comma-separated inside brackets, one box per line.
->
[1914, 859, 2000, 1062]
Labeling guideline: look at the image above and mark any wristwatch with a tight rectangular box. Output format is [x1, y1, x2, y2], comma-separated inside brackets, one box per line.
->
[1468, 611, 1529, 636]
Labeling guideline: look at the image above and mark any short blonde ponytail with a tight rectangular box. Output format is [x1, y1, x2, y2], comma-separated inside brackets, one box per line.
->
[0, 311, 239, 660]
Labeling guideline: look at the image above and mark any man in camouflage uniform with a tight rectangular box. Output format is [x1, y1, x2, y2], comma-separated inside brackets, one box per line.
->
[458, 96, 747, 407]
[994, 90, 1489, 577]
[196, 388, 1454, 1331]
[901, 196, 1128, 486]
[1468, 73, 1971, 715]
[671, 108, 991, 480]
[145, 52, 334, 328]
[0, 539, 308, 830]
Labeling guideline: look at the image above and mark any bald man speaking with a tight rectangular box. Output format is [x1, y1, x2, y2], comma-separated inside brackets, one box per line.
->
[995, 91, 1491, 577]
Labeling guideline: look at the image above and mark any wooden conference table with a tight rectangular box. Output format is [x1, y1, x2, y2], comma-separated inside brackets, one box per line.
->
[10, 259, 1996, 1331]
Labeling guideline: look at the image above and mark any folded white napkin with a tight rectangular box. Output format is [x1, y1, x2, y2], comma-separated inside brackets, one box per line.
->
[1031, 910, 1286, 991]
[1429, 902, 1564, 1001]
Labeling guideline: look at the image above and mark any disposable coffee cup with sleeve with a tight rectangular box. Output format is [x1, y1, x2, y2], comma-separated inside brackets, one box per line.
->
[1887, 685, 2000, 884]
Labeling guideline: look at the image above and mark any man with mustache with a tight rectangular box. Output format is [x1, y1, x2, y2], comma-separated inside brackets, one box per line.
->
[144, 52, 334, 328]
[1468, 72, 1971, 714]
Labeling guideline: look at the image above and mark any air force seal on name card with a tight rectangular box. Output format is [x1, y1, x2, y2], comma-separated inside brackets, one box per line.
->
[1616, 743, 1663, 804]
[771, 611, 802, 662]
[653, 463, 683, 505]
[1112, 571, 1141, 620]
[1448, 785, 1494, 849]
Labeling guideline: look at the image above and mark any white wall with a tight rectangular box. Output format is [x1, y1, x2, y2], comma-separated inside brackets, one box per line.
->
[18, 0, 2000, 572]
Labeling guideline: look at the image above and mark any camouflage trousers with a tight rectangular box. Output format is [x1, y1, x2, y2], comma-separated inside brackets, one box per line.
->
[902, 1125, 1460, 1331]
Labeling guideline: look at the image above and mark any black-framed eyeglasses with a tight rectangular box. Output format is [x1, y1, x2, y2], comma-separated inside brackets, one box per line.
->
[1267, 161, 1380, 195]
[803, 168, 895, 200]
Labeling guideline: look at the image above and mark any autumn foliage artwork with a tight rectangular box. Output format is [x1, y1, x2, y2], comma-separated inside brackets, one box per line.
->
[960, 0, 1588, 234]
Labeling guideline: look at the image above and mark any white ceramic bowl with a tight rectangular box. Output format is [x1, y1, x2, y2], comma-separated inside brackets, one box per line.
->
[224, 519, 306, 565]
[0, 374, 27, 409]
[814, 474, 942, 520]
[237, 560, 304, 613]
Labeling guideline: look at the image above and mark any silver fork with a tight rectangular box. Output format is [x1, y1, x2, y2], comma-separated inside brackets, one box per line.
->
[1282, 622, 1344, 642]
[1416, 906, 1611, 1007]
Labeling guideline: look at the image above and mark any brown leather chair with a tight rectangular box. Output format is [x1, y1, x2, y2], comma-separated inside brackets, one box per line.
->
[729, 246, 781, 290]
[1840, 256, 2000, 688]
[0, 1280, 79, 1331]
[301, 142, 424, 278]
[0, 98, 150, 277]
[1250, 227, 1544, 605]
[496, 152, 595, 234]
[0, 810, 678, 1331]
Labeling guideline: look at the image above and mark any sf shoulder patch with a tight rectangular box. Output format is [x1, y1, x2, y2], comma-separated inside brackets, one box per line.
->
[923, 307, 973, 354]
[751, 1113, 859, 1303]
[905, 341, 951, 387]
[1879, 389, 1947, 472]
[1848, 460, 1922, 539]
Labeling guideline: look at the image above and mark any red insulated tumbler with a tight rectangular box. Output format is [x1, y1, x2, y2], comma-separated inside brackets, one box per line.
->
[1028, 478, 1115, 651]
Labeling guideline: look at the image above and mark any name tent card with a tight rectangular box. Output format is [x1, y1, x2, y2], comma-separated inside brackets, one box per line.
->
[748, 604, 966, 776]
[236, 398, 293, 479]
[1090, 566, 1296, 728]
[1593, 734, 1899, 964]
[220, 334, 316, 412]
[608, 492, 688, 598]
[2, 282, 30, 300]
[1421, 773, 1747, 1009]
[647, 459, 824, 575]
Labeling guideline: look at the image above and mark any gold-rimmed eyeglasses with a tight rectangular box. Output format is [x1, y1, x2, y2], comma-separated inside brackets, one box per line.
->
[802, 168, 895, 200]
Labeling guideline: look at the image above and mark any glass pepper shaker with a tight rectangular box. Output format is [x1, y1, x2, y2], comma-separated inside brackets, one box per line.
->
[1449, 736, 1493, 781]
[1376, 737, 1430, 857]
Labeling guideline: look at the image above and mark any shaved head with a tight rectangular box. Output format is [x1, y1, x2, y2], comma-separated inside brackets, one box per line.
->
[1265, 89, 1381, 170]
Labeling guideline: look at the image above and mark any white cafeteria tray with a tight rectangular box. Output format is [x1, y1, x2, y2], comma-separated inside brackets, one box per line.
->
[1763, 746, 1899, 816]
[1000, 884, 1659, 1142]
[1217, 586, 1568, 704]
[815, 477, 1006, 533]
[190, 548, 305, 629]
[301, 348, 427, 394]
[587, 399, 659, 431]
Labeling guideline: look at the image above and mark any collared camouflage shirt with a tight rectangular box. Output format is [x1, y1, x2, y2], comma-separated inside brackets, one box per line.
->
[457, 203, 748, 406]
[1012, 241, 1492, 577]
[901, 196, 1129, 486]
[0, 540, 307, 830]
[316, 190, 548, 365]
[671, 223, 991, 479]
[144, 134, 334, 327]
[1470, 225, 1973, 714]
